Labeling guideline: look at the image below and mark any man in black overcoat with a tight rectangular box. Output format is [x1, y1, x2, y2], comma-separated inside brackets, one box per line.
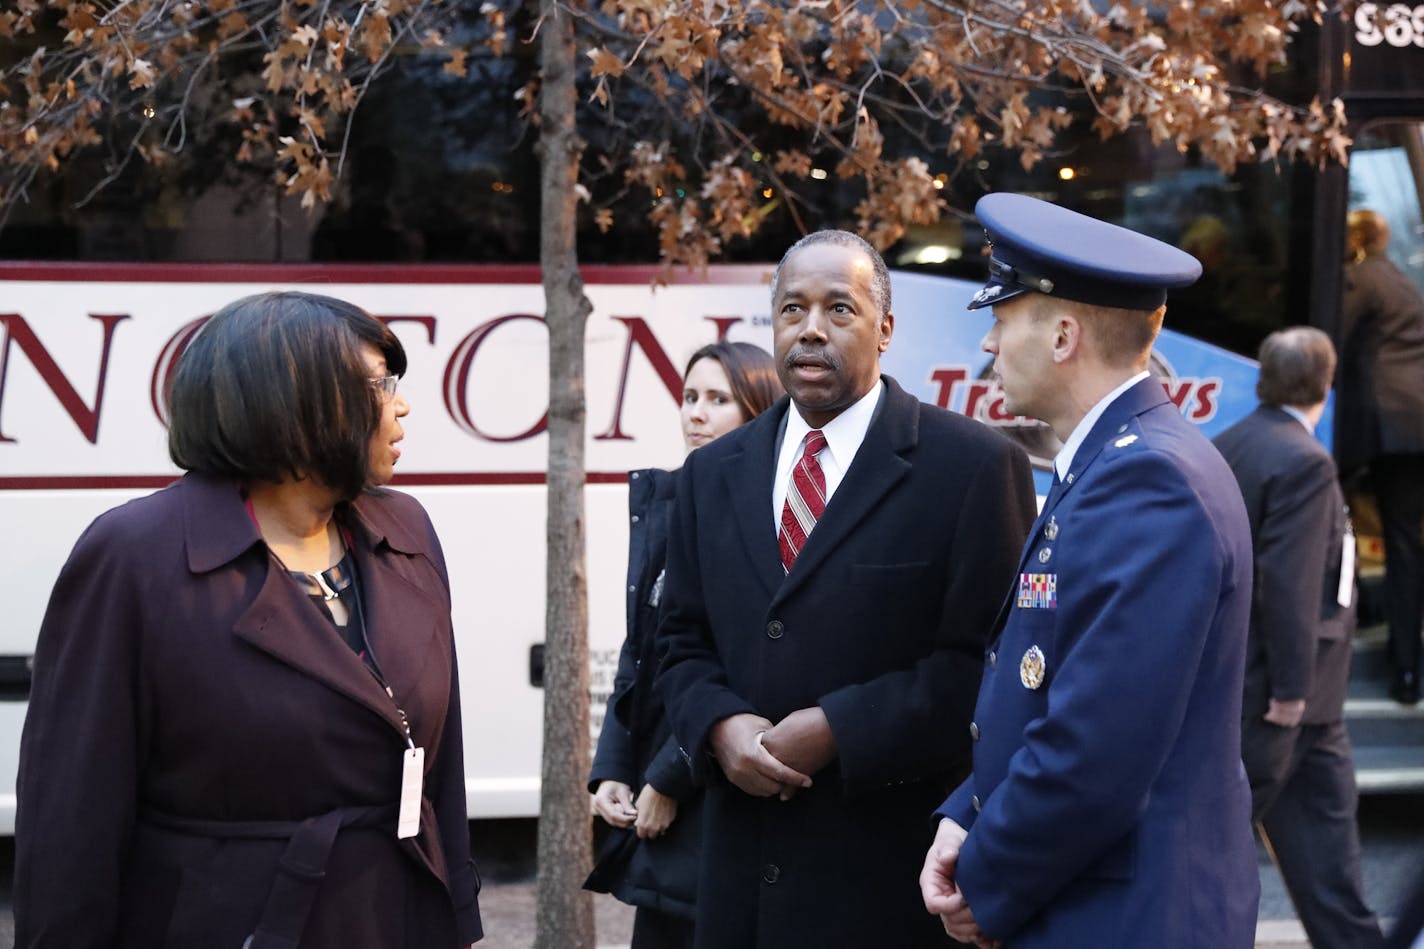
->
[1337, 209, 1424, 704]
[1215, 327, 1384, 948]
[655, 230, 1036, 948]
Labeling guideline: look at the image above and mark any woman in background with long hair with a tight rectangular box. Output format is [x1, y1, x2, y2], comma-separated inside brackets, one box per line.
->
[586, 341, 783, 949]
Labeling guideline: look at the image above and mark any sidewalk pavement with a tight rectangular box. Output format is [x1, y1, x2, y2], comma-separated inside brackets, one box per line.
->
[473, 878, 1318, 949]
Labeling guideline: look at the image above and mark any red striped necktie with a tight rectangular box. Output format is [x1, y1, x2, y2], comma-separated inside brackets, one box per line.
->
[779, 429, 828, 573]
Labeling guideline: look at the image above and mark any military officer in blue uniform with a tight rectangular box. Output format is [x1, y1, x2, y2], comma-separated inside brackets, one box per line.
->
[920, 194, 1260, 947]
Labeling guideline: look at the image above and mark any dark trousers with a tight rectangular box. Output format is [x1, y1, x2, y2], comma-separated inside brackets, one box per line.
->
[1372, 454, 1424, 679]
[631, 907, 694, 949]
[1245, 718, 1384, 949]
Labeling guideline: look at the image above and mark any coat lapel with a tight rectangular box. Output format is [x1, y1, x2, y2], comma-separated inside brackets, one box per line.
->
[773, 379, 915, 607]
[343, 497, 452, 884]
[181, 475, 414, 741]
[228, 564, 406, 737]
[723, 401, 788, 600]
[990, 376, 1171, 637]
[1041, 376, 1169, 520]
[344, 498, 448, 726]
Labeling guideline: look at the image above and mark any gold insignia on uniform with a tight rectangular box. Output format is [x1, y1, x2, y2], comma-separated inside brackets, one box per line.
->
[1038, 546, 1052, 564]
[1114, 434, 1138, 448]
[1045, 516, 1059, 541]
[1020, 646, 1046, 689]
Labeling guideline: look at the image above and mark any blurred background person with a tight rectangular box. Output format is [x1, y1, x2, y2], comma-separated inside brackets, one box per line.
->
[1175, 214, 1242, 351]
[1215, 327, 1383, 949]
[15, 291, 482, 949]
[1337, 209, 1424, 705]
[586, 341, 783, 949]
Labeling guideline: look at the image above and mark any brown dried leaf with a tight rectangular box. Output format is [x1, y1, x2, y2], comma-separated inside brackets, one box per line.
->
[128, 58, 156, 90]
[444, 48, 468, 77]
[588, 47, 626, 80]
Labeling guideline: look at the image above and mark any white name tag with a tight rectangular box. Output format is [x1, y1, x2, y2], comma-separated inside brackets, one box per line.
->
[397, 746, 425, 839]
[1338, 529, 1356, 609]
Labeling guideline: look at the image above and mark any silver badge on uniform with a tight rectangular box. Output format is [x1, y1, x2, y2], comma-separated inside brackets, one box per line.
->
[1020, 645, 1046, 689]
[1045, 516, 1058, 541]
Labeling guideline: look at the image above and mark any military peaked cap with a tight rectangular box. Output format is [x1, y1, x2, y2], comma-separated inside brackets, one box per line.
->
[967, 193, 1203, 312]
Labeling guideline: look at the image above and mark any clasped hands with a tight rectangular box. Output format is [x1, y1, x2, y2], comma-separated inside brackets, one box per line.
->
[920, 818, 999, 949]
[708, 708, 836, 800]
[592, 780, 679, 839]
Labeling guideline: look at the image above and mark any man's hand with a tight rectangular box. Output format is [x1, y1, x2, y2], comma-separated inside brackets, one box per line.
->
[1264, 698, 1307, 728]
[592, 780, 637, 828]
[709, 713, 813, 798]
[633, 784, 677, 839]
[760, 706, 838, 784]
[921, 818, 998, 948]
[920, 818, 967, 917]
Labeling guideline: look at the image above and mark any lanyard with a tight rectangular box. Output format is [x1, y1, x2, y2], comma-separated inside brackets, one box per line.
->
[241, 495, 422, 837]
[241, 496, 410, 745]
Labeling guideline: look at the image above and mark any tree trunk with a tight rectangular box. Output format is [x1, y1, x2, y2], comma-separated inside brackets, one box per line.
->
[535, 0, 595, 947]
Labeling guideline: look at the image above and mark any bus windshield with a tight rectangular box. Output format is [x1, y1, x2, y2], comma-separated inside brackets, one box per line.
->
[1350, 121, 1424, 296]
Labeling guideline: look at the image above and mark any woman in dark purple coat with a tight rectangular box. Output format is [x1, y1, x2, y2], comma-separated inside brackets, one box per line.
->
[15, 291, 482, 949]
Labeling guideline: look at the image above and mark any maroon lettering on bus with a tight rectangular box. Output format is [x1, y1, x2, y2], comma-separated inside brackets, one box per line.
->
[377, 315, 438, 345]
[150, 316, 210, 427]
[929, 367, 968, 409]
[0, 313, 129, 444]
[1159, 377, 1219, 422]
[704, 316, 744, 343]
[1189, 378, 1220, 422]
[961, 380, 984, 420]
[1162, 379, 1193, 412]
[960, 378, 1036, 426]
[595, 316, 684, 442]
[444, 313, 548, 442]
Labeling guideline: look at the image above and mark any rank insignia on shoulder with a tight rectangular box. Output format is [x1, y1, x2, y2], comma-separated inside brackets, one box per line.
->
[1114, 434, 1139, 448]
[1016, 572, 1057, 610]
[1020, 645, 1046, 689]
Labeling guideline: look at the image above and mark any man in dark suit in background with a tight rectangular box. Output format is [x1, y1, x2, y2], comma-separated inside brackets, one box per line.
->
[1337, 209, 1424, 705]
[922, 194, 1259, 948]
[656, 230, 1037, 948]
[1215, 326, 1384, 948]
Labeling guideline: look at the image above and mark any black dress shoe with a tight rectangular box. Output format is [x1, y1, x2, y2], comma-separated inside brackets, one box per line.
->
[1391, 671, 1420, 706]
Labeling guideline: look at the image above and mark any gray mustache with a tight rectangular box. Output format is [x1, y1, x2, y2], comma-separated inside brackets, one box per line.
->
[785, 349, 838, 372]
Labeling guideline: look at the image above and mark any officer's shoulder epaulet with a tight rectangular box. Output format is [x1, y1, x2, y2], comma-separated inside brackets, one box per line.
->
[1103, 417, 1150, 455]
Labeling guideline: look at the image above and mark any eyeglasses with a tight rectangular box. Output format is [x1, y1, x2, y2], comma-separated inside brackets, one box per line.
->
[369, 374, 400, 398]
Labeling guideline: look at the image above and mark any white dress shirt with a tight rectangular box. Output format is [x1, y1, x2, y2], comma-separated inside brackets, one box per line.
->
[1281, 404, 1314, 433]
[1054, 371, 1150, 480]
[773, 379, 884, 529]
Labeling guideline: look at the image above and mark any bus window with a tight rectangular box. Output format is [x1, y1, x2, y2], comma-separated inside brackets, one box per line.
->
[894, 130, 1305, 358]
[1348, 121, 1424, 294]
